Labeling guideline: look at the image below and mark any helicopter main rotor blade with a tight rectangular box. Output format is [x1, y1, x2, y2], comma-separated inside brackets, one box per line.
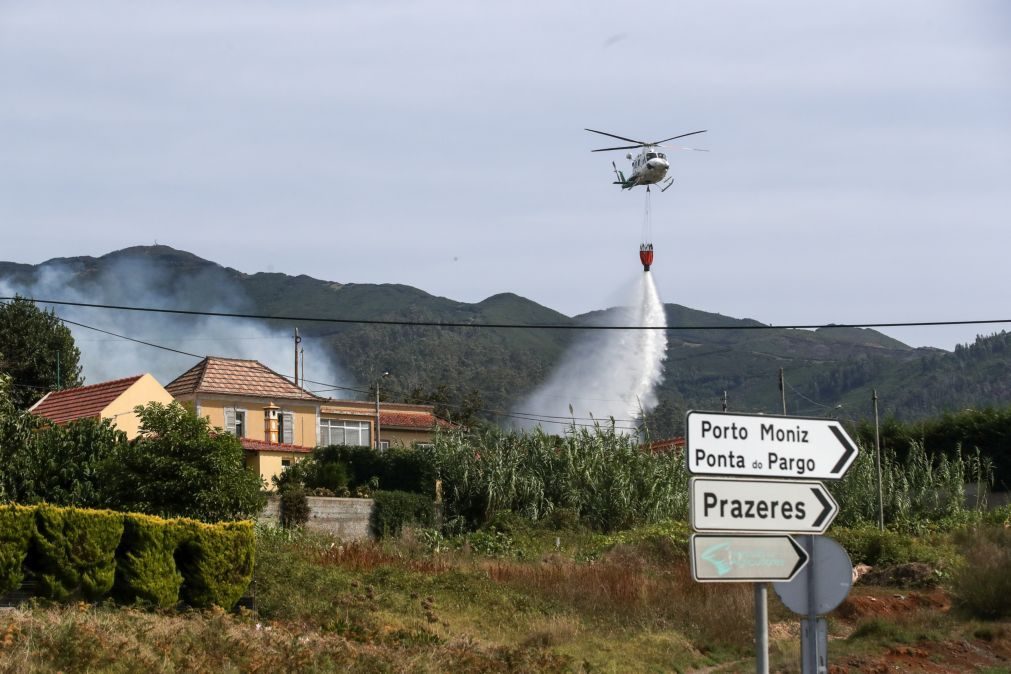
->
[656, 145, 710, 152]
[652, 130, 707, 144]
[585, 128, 646, 145]
[591, 144, 644, 152]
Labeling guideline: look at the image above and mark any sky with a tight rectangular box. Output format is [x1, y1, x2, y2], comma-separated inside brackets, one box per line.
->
[2, 0, 1009, 351]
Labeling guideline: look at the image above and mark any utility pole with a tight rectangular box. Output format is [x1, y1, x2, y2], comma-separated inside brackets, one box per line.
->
[873, 389, 884, 531]
[779, 368, 787, 415]
[56, 351, 61, 390]
[375, 371, 389, 451]
[293, 328, 302, 387]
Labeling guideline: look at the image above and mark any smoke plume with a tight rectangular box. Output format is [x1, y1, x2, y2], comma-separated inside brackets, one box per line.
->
[0, 253, 350, 395]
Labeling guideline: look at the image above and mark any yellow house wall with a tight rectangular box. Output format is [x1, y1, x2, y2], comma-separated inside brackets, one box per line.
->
[198, 397, 319, 446]
[99, 373, 175, 440]
[382, 428, 435, 448]
[251, 451, 308, 490]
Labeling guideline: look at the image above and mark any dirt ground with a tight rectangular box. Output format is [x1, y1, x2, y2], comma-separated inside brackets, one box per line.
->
[822, 587, 1011, 673]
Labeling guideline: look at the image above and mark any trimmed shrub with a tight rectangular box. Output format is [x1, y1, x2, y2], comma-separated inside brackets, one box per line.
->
[0, 504, 35, 594]
[370, 490, 434, 539]
[279, 486, 311, 529]
[175, 520, 254, 609]
[951, 526, 1011, 619]
[30, 505, 124, 601]
[113, 513, 184, 608]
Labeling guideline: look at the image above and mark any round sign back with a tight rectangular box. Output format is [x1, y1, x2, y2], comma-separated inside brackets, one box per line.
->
[773, 535, 852, 616]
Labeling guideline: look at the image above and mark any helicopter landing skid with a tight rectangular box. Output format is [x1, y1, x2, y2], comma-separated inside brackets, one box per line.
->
[660, 178, 674, 193]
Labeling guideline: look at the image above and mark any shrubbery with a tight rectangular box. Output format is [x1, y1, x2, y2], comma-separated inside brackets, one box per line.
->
[113, 513, 184, 608]
[279, 486, 311, 529]
[0, 505, 35, 594]
[175, 520, 255, 610]
[31, 505, 124, 601]
[0, 504, 253, 610]
[370, 490, 435, 538]
[950, 525, 1011, 619]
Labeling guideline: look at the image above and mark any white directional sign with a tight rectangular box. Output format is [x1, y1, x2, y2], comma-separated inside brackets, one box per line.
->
[691, 534, 809, 583]
[690, 477, 839, 534]
[686, 411, 859, 480]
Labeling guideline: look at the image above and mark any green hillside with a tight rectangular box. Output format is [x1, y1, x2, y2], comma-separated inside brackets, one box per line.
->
[2, 246, 1008, 426]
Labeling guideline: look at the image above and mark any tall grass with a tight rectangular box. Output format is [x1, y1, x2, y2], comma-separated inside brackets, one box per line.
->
[419, 426, 690, 532]
[829, 441, 992, 529]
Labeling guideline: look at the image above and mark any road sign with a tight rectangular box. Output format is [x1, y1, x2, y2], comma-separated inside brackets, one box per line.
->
[773, 535, 853, 616]
[686, 410, 859, 480]
[690, 477, 839, 534]
[691, 534, 809, 582]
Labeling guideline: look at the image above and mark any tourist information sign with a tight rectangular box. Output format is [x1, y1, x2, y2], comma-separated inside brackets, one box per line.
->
[690, 477, 839, 534]
[691, 534, 810, 583]
[686, 411, 859, 480]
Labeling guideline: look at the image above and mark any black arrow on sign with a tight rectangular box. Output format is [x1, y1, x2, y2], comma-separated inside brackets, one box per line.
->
[829, 425, 857, 475]
[811, 487, 834, 528]
[787, 536, 810, 578]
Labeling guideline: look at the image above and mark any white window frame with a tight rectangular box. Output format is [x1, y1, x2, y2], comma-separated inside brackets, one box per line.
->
[318, 419, 371, 447]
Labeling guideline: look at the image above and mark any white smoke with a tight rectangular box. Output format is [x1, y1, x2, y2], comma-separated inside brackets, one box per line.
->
[0, 255, 351, 395]
[515, 273, 667, 433]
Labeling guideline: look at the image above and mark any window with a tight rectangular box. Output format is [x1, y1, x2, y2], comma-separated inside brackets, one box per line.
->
[281, 459, 292, 468]
[223, 407, 247, 437]
[319, 419, 371, 447]
[378, 440, 390, 451]
[278, 411, 294, 444]
[646, 152, 657, 159]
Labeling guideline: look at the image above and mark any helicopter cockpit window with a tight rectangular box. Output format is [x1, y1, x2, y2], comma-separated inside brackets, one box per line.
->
[646, 153, 657, 159]
[658, 153, 666, 159]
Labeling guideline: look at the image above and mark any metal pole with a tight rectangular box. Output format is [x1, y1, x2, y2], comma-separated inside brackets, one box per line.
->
[56, 351, 61, 390]
[779, 368, 787, 415]
[293, 328, 301, 387]
[755, 584, 769, 674]
[375, 379, 381, 450]
[801, 535, 819, 673]
[873, 389, 884, 531]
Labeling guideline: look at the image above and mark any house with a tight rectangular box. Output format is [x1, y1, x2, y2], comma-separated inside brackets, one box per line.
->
[28, 373, 175, 439]
[165, 356, 451, 488]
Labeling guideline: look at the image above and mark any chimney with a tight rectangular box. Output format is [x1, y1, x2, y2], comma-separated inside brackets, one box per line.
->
[264, 402, 280, 444]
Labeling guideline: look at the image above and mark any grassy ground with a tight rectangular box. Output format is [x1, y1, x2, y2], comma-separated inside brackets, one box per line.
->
[2, 522, 1011, 672]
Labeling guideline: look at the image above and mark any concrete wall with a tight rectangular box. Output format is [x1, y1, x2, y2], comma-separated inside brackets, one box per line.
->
[382, 428, 434, 448]
[261, 495, 374, 541]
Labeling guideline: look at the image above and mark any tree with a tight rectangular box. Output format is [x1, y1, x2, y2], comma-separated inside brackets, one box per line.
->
[0, 297, 83, 409]
[0, 374, 125, 506]
[102, 402, 266, 522]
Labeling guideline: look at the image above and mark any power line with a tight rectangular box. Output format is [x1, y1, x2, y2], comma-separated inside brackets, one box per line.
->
[44, 313, 640, 430]
[8, 297, 1011, 331]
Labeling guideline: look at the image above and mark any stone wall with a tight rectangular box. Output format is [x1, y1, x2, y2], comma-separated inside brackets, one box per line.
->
[261, 495, 374, 540]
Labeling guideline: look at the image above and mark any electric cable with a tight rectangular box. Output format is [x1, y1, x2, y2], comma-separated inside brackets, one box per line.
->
[7, 297, 1011, 331]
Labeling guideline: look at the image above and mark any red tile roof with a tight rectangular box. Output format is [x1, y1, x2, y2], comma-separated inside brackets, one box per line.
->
[240, 438, 315, 454]
[166, 357, 324, 401]
[380, 411, 454, 430]
[29, 375, 144, 425]
[644, 437, 685, 454]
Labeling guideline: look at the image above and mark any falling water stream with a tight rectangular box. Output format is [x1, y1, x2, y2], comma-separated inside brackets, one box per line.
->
[515, 272, 668, 432]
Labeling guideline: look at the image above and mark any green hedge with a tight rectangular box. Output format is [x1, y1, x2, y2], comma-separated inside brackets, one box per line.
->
[31, 505, 124, 601]
[0, 504, 253, 610]
[370, 490, 435, 539]
[0, 505, 35, 594]
[113, 513, 184, 608]
[175, 520, 255, 610]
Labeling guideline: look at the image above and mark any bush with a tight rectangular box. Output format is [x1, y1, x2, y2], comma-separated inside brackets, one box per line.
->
[0, 505, 35, 594]
[30, 505, 124, 601]
[175, 520, 254, 610]
[950, 526, 1011, 619]
[370, 490, 434, 539]
[279, 486, 311, 529]
[832, 526, 943, 566]
[113, 513, 184, 608]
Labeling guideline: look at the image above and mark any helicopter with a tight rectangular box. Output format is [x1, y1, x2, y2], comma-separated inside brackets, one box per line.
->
[585, 128, 707, 192]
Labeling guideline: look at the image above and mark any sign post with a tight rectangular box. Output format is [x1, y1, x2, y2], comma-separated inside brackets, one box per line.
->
[685, 409, 858, 674]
